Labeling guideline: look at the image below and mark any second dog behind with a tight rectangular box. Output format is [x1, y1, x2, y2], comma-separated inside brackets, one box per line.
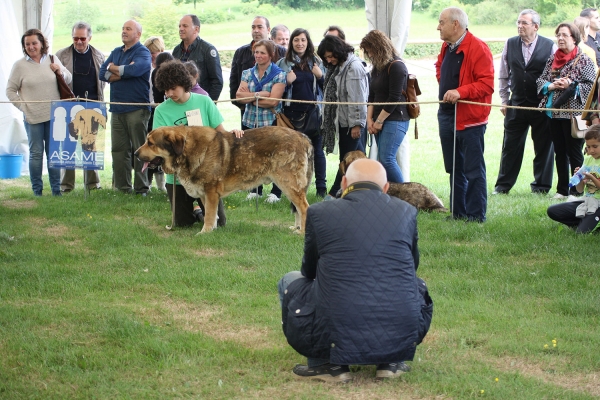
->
[340, 151, 448, 213]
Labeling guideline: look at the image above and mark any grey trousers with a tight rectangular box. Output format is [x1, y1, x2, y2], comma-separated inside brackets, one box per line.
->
[110, 108, 150, 194]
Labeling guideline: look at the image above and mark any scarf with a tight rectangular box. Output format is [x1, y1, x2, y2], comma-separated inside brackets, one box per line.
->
[552, 46, 578, 70]
[321, 65, 339, 154]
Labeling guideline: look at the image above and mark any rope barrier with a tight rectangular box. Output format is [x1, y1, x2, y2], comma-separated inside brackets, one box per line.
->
[2, 97, 594, 114]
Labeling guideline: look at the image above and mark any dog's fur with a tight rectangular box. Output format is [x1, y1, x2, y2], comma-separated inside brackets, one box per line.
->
[340, 151, 448, 212]
[135, 125, 314, 233]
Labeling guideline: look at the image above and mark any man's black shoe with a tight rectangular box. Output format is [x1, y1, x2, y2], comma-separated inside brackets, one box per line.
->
[376, 362, 411, 379]
[492, 189, 509, 195]
[292, 363, 352, 383]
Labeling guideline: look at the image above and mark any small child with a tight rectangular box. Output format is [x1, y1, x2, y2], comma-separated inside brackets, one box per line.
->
[182, 61, 209, 96]
[547, 124, 600, 233]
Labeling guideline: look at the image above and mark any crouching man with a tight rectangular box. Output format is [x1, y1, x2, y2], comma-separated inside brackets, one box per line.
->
[278, 159, 433, 382]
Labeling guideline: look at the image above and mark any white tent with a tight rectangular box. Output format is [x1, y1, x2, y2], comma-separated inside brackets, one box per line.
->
[365, 0, 413, 181]
[1, 0, 54, 174]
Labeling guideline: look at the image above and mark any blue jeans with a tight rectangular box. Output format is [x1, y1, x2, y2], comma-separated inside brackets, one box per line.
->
[24, 120, 60, 195]
[310, 134, 327, 192]
[278, 271, 328, 368]
[374, 120, 408, 183]
[438, 110, 487, 222]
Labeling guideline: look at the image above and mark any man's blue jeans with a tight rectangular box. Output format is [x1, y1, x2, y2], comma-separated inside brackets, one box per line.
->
[374, 120, 409, 183]
[24, 120, 60, 195]
[438, 110, 487, 222]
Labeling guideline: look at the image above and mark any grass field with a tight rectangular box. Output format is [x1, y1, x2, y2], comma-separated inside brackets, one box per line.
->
[2, 56, 600, 398]
[2, 1, 599, 398]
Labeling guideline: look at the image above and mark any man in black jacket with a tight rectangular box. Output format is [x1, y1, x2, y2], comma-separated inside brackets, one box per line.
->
[278, 159, 433, 383]
[172, 14, 223, 101]
[493, 9, 555, 195]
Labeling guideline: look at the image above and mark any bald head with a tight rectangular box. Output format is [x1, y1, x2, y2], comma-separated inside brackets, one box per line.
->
[342, 159, 389, 192]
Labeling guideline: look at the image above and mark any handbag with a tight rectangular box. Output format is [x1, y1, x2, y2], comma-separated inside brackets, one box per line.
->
[389, 60, 421, 138]
[284, 106, 321, 137]
[571, 113, 588, 139]
[551, 53, 582, 109]
[271, 108, 294, 129]
[49, 55, 75, 100]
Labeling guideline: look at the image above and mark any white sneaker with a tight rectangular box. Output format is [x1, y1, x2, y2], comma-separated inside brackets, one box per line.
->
[265, 193, 281, 203]
[552, 193, 566, 199]
[246, 192, 261, 200]
[567, 195, 581, 202]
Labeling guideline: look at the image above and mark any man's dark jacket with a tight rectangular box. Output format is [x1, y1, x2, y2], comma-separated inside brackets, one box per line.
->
[173, 37, 223, 101]
[282, 187, 433, 365]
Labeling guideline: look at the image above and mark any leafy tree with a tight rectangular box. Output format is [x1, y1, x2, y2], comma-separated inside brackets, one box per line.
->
[139, 6, 181, 49]
[59, 0, 100, 28]
[258, 0, 364, 9]
[172, 0, 205, 8]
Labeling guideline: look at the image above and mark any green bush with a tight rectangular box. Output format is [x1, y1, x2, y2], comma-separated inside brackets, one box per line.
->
[466, 0, 517, 25]
[428, 0, 461, 19]
[139, 6, 181, 49]
[95, 24, 111, 33]
[199, 10, 236, 24]
[59, 0, 100, 28]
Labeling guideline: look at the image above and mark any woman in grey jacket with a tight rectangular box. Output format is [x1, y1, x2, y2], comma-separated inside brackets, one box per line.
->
[317, 36, 369, 199]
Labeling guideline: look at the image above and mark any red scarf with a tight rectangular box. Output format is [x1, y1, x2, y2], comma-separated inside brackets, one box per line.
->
[552, 46, 579, 70]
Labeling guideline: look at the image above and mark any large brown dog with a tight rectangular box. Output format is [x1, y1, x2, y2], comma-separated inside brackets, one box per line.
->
[340, 151, 448, 212]
[135, 126, 314, 233]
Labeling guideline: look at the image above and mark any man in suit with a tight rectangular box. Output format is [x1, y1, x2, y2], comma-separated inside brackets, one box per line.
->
[493, 9, 556, 195]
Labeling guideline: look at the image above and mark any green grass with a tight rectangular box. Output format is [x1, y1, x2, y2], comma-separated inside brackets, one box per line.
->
[2, 62, 600, 398]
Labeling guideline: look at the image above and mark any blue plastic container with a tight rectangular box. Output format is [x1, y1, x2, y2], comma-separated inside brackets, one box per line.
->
[0, 154, 23, 179]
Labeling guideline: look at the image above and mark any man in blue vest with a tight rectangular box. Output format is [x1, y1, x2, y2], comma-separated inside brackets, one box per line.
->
[493, 9, 556, 195]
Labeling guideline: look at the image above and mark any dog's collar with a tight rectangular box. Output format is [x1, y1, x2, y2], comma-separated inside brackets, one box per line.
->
[341, 181, 383, 198]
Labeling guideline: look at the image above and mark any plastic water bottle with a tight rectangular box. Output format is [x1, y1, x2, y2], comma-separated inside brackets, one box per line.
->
[569, 170, 586, 187]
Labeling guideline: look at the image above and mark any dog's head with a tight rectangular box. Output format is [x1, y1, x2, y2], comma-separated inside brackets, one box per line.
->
[339, 150, 367, 175]
[135, 127, 186, 173]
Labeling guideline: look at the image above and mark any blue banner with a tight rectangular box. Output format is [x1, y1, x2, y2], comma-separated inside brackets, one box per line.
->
[49, 101, 107, 170]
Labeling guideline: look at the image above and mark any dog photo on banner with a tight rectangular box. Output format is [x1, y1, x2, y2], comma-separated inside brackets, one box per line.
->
[48, 101, 107, 171]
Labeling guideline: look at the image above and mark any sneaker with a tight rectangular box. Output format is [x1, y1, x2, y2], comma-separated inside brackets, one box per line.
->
[491, 189, 509, 195]
[376, 362, 411, 379]
[323, 194, 335, 201]
[292, 363, 352, 383]
[265, 193, 281, 203]
[567, 195, 582, 202]
[552, 193, 566, 199]
[246, 192, 261, 200]
[316, 189, 327, 198]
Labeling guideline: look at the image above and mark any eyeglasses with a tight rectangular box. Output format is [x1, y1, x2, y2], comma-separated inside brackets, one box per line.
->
[74, 59, 91, 76]
[516, 21, 532, 26]
[555, 33, 572, 39]
[72, 37, 88, 42]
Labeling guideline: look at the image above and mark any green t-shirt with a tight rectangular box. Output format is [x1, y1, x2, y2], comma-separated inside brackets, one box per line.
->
[582, 155, 600, 198]
[152, 93, 224, 185]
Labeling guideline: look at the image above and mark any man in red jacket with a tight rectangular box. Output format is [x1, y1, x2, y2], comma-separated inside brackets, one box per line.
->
[435, 7, 494, 222]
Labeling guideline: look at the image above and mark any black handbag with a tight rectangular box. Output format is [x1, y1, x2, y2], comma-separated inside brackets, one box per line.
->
[285, 106, 321, 137]
[552, 81, 578, 108]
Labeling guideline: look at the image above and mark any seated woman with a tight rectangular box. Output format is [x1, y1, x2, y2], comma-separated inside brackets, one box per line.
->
[236, 39, 286, 203]
[154, 60, 243, 227]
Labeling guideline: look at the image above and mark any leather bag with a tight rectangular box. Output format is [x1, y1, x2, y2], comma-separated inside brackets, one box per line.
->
[50, 55, 75, 100]
[389, 60, 421, 138]
[571, 113, 587, 139]
[271, 108, 294, 129]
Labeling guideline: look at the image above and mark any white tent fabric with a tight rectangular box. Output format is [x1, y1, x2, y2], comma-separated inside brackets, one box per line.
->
[365, 0, 412, 181]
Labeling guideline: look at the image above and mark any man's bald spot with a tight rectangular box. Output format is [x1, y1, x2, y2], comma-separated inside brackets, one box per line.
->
[345, 159, 388, 189]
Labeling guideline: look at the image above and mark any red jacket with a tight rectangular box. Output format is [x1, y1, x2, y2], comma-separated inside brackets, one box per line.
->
[435, 30, 495, 130]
